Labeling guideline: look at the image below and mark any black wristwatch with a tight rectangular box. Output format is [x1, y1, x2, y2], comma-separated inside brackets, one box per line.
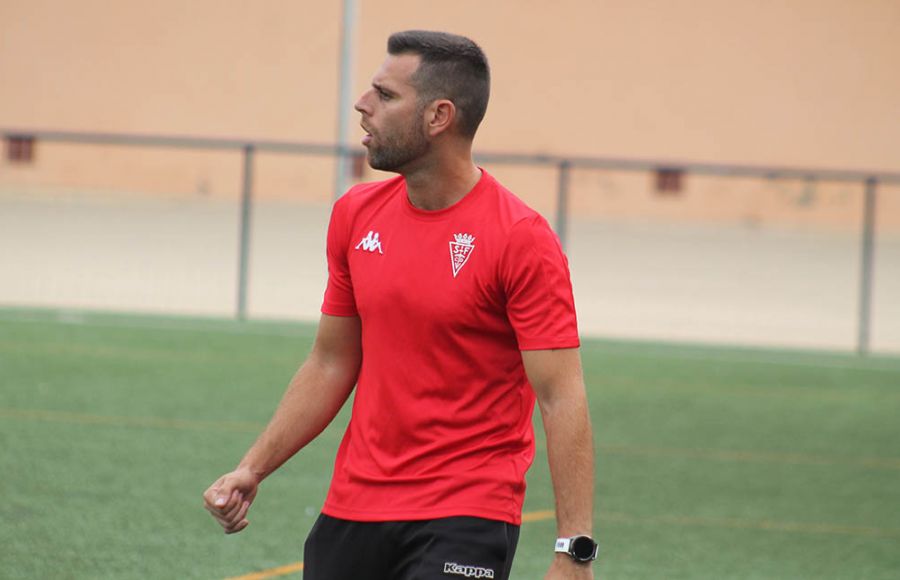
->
[554, 535, 599, 563]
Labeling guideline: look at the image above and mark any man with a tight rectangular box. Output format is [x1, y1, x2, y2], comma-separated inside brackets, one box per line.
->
[203, 30, 596, 579]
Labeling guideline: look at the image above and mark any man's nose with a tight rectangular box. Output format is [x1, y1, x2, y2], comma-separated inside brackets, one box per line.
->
[354, 89, 371, 114]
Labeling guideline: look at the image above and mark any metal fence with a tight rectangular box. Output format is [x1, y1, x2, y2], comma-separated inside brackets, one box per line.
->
[3, 129, 900, 354]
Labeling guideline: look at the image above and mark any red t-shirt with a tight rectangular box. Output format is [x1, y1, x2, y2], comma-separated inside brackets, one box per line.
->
[320, 170, 579, 525]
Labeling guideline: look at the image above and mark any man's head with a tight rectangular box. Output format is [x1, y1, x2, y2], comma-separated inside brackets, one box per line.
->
[355, 31, 490, 173]
[387, 30, 490, 139]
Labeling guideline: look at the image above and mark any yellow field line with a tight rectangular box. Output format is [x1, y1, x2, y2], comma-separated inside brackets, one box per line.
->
[224, 562, 303, 580]
[521, 510, 556, 522]
[4, 406, 900, 470]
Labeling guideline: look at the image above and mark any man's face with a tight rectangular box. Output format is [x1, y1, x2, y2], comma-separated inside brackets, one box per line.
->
[354, 53, 430, 172]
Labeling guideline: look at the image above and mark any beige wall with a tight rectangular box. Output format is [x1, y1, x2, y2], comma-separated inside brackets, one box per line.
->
[358, 0, 900, 170]
[1, 0, 899, 226]
[0, 0, 340, 139]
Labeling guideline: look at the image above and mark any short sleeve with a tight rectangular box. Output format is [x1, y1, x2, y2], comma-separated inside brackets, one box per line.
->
[500, 216, 580, 350]
[321, 197, 359, 316]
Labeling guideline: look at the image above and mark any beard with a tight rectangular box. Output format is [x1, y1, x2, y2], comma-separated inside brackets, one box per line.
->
[366, 114, 430, 173]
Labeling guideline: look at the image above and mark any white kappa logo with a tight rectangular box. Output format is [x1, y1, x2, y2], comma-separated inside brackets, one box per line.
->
[443, 562, 495, 578]
[449, 233, 475, 277]
[355, 230, 383, 254]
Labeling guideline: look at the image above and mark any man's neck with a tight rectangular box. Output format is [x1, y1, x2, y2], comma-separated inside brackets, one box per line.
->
[403, 157, 482, 212]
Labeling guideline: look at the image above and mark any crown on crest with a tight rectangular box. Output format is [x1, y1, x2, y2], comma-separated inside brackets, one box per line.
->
[453, 233, 475, 245]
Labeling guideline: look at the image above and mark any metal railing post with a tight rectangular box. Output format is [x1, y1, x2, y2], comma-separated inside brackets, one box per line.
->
[856, 177, 878, 355]
[857, 177, 878, 355]
[556, 160, 571, 251]
[237, 144, 255, 321]
[333, 0, 358, 200]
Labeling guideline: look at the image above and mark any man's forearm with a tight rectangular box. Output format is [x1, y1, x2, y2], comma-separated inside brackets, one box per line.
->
[238, 353, 358, 481]
[540, 390, 595, 537]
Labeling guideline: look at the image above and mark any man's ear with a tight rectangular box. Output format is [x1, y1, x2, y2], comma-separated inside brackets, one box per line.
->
[425, 99, 456, 137]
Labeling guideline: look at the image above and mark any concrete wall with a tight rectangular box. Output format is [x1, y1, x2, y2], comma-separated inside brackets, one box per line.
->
[2, 0, 899, 220]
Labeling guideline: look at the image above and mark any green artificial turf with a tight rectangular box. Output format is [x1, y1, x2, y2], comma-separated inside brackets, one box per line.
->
[1, 307, 898, 579]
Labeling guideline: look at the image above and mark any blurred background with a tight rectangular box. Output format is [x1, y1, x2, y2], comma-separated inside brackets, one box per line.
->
[2, 0, 899, 353]
[3, 3, 900, 580]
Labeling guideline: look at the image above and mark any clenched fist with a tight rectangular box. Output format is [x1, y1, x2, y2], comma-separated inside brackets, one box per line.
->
[203, 467, 260, 534]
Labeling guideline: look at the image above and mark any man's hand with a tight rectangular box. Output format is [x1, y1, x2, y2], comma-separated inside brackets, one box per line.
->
[203, 467, 260, 534]
[545, 555, 595, 579]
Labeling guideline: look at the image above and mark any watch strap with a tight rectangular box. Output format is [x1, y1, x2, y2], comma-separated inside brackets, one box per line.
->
[554, 537, 573, 554]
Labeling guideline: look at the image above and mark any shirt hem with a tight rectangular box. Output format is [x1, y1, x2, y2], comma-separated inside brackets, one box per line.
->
[517, 336, 581, 351]
[321, 305, 359, 317]
[322, 502, 522, 526]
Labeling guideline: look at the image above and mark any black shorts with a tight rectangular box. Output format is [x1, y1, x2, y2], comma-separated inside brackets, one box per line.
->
[303, 513, 520, 580]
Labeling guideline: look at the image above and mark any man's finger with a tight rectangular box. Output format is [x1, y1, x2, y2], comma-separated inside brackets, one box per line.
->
[205, 480, 238, 509]
[222, 504, 252, 534]
[221, 501, 252, 531]
[221, 494, 246, 521]
[212, 487, 241, 512]
[224, 518, 250, 534]
[213, 487, 233, 508]
[205, 495, 251, 528]
[232, 500, 251, 523]
[204, 503, 236, 528]
[202, 481, 224, 508]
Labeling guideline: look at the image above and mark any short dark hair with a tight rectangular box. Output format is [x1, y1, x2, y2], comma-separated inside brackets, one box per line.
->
[387, 30, 490, 138]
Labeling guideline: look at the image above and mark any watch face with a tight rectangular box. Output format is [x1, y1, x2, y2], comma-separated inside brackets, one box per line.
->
[571, 536, 597, 561]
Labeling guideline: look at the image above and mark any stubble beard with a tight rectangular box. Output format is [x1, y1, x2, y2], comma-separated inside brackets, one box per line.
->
[366, 114, 430, 173]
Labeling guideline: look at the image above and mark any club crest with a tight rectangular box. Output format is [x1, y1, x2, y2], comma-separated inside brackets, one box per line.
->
[449, 233, 475, 278]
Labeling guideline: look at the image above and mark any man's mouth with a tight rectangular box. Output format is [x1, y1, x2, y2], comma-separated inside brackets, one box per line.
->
[360, 123, 373, 146]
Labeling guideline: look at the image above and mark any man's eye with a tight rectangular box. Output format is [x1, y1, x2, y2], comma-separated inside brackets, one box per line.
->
[378, 90, 391, 101]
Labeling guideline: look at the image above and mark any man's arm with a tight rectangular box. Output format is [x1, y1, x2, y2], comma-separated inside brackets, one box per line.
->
[203, 313, 362, 534]
[523, 348, 595, 579]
